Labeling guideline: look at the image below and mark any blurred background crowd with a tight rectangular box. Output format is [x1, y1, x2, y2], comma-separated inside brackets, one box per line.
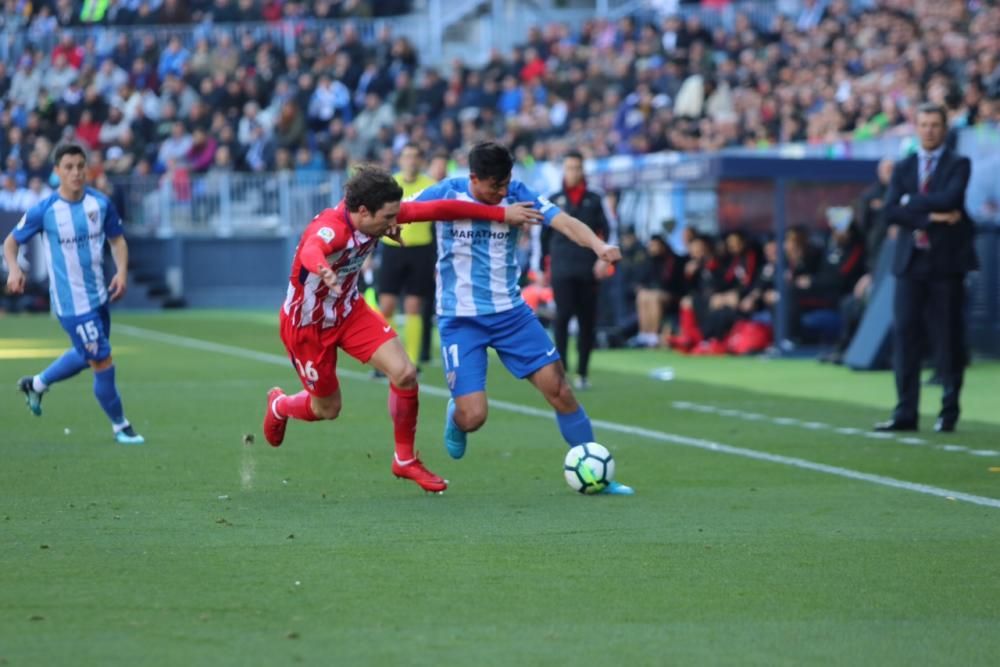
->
[0, 0, 997, 203]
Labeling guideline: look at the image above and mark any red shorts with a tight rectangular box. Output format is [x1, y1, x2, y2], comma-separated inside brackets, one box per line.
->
[279, 301, 396, 397]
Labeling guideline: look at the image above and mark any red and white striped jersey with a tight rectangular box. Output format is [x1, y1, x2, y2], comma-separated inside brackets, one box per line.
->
[282, 203, 375, 329]
[282, 199, 508, 330]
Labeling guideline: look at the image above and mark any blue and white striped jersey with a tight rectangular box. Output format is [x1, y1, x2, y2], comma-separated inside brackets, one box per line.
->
[12, 187, 124, 317]
[413, 177, 561, 317]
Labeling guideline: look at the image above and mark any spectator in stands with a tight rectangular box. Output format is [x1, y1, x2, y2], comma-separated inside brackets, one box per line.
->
[308, 74, 352, 130]
[42, 53, 77, 99]
[98, 105, 130, 147]
[0, 174, 21, 211]
[186, 127, 217, 173]
[273, 100, 306, 151]
[243, 123, 275, 172]
[10, 56, 42, 110]
[74, 109, 102, 150]
[157, 121, 192, 170]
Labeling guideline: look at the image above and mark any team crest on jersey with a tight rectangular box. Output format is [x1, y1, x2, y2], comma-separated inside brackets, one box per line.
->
[317, 227, 335, 242]
[87, 210, 99, 224]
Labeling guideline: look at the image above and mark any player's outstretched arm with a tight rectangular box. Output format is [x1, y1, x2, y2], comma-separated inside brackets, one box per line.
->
[550, 212, 622, 264]
[398, 200, 543, 226]
[107, 235, 129, 301]
[3, 233, 25, 295]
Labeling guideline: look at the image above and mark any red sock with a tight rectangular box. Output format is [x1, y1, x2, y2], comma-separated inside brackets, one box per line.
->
[277, 391, 318, 421]
[388, 383, 418, 461]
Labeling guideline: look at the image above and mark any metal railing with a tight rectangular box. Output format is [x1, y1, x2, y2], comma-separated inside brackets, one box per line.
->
[112, 171, 346, 237]
[107, 123, 1000, 238]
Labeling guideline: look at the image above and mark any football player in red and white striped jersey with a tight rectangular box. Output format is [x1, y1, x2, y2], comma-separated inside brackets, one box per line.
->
[264, 166, 543, 492]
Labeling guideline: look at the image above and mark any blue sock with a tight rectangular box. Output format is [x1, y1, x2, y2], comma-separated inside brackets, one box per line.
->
[39, 348, 89, 387]
[556, 406, 595, 447]
[93, 365, 126, 428]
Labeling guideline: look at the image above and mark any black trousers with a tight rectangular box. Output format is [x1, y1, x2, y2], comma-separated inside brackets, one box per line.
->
[892, 273, 965, 424]
[552, 276, 598, 378]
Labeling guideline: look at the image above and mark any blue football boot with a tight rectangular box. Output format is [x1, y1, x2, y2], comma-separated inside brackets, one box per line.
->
[443, 398, 467, 460]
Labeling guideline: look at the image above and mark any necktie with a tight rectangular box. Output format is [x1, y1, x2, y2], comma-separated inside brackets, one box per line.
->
[915, 155, 936, 250]
[920, 155, 936, 194]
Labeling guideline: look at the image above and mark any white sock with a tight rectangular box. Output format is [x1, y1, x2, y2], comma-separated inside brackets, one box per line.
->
[32, 375, 48, 393]
[113, 420, 131, 434]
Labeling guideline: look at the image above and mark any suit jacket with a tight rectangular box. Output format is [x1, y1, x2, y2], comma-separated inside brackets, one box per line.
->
[884, 149, 978, 277]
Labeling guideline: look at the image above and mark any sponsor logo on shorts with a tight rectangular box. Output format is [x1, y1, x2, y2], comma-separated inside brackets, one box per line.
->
[85, 342, 99, 356]
[446, 371, 457, 390]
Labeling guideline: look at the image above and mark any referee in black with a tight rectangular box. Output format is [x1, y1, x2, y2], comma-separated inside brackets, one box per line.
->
[544, 151, 612, 390]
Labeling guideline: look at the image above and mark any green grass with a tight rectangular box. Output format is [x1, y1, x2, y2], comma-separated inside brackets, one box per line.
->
[2, 311, 999, 666]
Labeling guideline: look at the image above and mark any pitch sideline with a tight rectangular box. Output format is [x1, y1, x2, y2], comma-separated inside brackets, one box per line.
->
[115, 323, 1000, 511]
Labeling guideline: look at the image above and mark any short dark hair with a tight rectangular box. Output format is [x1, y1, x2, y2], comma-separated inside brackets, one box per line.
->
[916, 102, 947, 124]
[53, 143, 87, 166]
[564, 150, 584, 162]
[344, 165, 404, 213]
[400, 142, 423, 158]
[469, 141, 514, 183]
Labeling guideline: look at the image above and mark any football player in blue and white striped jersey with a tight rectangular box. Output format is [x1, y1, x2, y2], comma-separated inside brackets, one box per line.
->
[4, 143, 144, 445]
[413, 142, 633, 494]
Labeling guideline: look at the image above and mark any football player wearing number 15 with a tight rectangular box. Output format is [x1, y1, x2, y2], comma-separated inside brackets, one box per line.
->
[263, 166, 543, 492]
[4, 143, 144, 445]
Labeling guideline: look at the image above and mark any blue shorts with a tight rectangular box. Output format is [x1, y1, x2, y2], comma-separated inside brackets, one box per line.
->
[438, 303, 560, 397]
[58, 305, 112, 362]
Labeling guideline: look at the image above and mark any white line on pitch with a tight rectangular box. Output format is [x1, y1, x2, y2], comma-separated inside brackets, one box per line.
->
[672, 401, 998, 459]
[115, 324, 1000, 511]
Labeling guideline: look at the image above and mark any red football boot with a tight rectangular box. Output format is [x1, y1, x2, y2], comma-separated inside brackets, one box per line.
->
[263, 387, 288, 447]
[392, 452, 448, 493]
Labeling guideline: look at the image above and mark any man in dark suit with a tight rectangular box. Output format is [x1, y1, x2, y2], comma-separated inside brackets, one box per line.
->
[875, 103, 978, 433]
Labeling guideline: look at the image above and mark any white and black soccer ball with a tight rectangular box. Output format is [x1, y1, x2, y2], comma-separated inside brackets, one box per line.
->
[563, 442, 615, 494]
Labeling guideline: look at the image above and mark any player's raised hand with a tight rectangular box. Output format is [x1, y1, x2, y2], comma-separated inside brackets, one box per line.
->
[317, 264, 341, 295]
[108, 271, 128, 301]
[6, 266, 26, 295]
[384, 223, 406, 246]
[504, 202, 544, 226]
[595, 243, 622, 264]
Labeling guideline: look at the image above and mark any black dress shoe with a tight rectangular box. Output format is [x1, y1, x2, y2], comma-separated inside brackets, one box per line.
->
[873, 419, 918, 432]
[934, 418, 956, 433]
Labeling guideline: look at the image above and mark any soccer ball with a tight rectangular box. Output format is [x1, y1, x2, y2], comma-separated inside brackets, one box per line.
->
[563, 442, 615, 494]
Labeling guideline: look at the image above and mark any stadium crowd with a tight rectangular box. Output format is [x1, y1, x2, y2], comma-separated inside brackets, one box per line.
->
[1, 0, 997, 357]
[0, 0, 998, 201]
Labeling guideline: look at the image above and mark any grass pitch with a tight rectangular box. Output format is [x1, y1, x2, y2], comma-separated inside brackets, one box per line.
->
[2, 310, 999, 666]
